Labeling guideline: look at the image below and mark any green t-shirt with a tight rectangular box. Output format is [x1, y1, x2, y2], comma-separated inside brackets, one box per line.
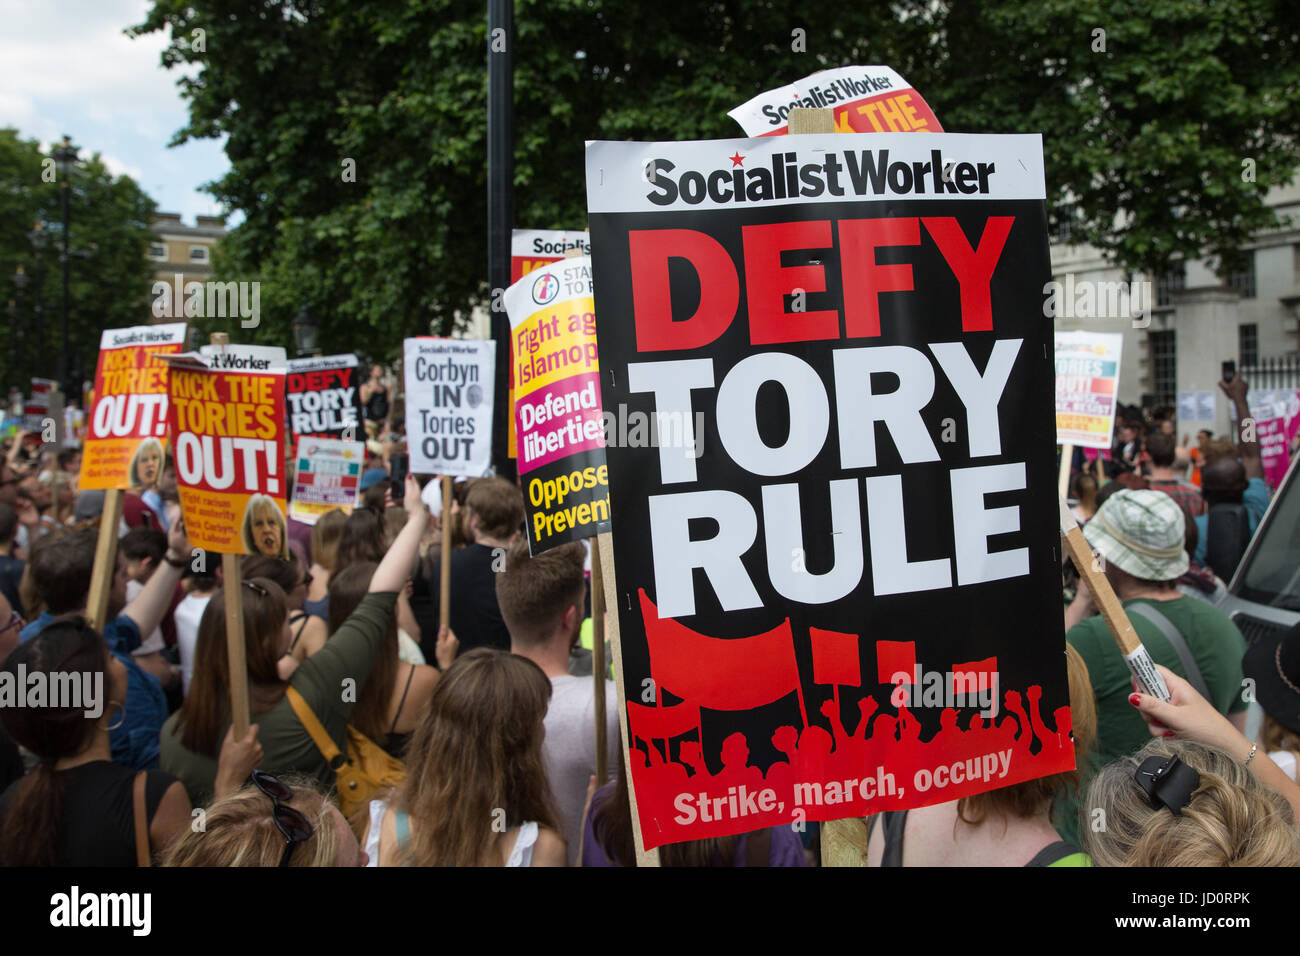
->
[1056, 596, 1247, 845]
[161, 590, 399, 806]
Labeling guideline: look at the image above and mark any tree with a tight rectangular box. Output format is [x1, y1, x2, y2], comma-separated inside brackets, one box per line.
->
[133, 0, 1300, 360]
[0, 128, 157, 393]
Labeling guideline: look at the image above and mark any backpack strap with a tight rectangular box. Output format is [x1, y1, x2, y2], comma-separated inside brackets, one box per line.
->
[288, 613, 310, 653]
[1128, 602, 1210, 700]
[1025, 840, 1080, 867]
[133, 771, 150, 868]
[878, 810, 907, 867]
[285, 685, 345, 769]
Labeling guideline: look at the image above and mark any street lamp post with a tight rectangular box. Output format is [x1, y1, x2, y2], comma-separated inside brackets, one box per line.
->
[11, 266, 28, 387]
[292, 305, 320, 357]
[52, 136, 79, 397]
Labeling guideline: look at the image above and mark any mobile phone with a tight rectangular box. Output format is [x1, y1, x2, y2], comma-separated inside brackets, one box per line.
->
[1222, 360, 1236, 383]
[389, 453, 409, 490]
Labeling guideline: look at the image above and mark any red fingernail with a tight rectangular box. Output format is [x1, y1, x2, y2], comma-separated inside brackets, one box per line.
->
[1129, 694, 1141, 706]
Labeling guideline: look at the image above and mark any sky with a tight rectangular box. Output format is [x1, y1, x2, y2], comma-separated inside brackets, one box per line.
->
[0, 0, 232, 226]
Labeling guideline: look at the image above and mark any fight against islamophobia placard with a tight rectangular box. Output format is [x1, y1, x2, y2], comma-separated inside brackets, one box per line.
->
[504, 255, 611, 552]
[586, 131, 1071, 849]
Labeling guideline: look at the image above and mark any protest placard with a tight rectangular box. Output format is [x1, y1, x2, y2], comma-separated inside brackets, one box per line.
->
[504, 255, 611, 552]
[403, 338, 495, 478]
[160, 344, 289, 557]
[79, 323, 187, 490]
[511, 228, 591, 283]
[286, 354, 363, 441]
[23, 378, 57, 434]
[1055, 331, 1123, 449]
[289, 436, 365, 523]
[729, 65, 943, 137]
[586, 131, 1071, 849]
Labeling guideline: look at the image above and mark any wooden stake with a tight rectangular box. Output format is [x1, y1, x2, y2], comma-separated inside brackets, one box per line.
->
[590, 538, 608, 784]
[597, 530, 660, 867]
[86, 489, 124, 632]
[1057, 493, 1170, 700]
[1058, 443, 1074, 499]
[223, 551, 250, 737]
[788, 104, 862, 866]
[439, 475, 452, 631]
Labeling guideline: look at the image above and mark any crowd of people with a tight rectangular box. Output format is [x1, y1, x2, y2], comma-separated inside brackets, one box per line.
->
[0, 371, 1297, 867]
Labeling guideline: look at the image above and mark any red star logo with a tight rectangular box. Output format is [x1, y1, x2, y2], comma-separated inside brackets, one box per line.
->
[729, 152, 745, 167]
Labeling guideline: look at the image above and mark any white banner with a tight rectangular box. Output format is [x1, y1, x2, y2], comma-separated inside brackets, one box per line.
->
[404, 338, 496, 477]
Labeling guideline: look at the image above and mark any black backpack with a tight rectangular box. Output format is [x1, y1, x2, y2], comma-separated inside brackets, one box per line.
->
[1204, 502, 1251, 583]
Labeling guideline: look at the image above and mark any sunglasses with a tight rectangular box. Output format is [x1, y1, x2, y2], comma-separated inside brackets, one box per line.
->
[250, 770, 314, 867]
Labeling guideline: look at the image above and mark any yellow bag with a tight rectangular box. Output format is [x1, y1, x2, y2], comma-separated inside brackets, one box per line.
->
[285, 686, 405, 831]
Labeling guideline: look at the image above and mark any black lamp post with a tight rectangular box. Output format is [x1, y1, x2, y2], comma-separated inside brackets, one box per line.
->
[28, 223, 48, 362]
[11, 267, 28, 386]
[52, 135, 79, 396]
[292, 305, 320, 357]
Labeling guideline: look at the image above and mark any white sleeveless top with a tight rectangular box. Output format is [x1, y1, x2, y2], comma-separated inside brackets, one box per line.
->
[365, 799, 539, 866]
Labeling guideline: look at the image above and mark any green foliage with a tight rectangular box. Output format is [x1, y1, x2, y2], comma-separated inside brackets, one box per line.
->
[0, 128, 157, 392]
[134, 0, 1300, 360]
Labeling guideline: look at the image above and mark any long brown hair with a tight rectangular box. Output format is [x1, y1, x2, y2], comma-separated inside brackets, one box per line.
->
[397, 649, 558, 866]
[176, 578, 287, 755]
[327, 562, 397, 742]
[310, 509, 347, 572]
[591, 745, 744, 866]
[0, 617, 108, 866]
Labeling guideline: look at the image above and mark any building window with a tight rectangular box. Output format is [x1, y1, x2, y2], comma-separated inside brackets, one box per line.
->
[1149, 329, 1177, 406]
[1155, 263, 1185, 308]
[148, 242, 167, 261]
[189, 246, 209, 263]
[1239, 323, 1259, 368]
[1051, 202, 1079, 244]
[1226, 252, 1256, 299]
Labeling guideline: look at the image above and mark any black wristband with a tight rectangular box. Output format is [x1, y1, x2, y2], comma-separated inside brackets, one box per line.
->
[163, 552, 187, 569]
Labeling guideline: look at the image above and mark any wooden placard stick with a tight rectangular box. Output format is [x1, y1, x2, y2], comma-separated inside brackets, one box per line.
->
[590, 537, 608, 784]
[209, 331, 252, 737]
[1058, 442, 1074, 499]
[85, 489, 125, 632]
[597, 530, 660, 866]
[439, 475, 452, 631]
[1057, 493, 1170, 701]
[788, 104, 866, 865]
[562, 244, 609, 785]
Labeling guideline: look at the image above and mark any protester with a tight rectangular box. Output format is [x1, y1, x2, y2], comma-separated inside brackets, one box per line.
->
[304, 509, 346, 619]
[326, 561, 455, 758]
[361, 648, 565, 866]
[1194, 377, 1270, 566]
[1144, 431, 1205, 517]
[160, 475, 427, 806]
[19, 521, 192, 770]
[0, 617, 191, 865]
[162, 773, 368, 867]
[292, 506, 391, 661]
[175, 551, 218, 697]
[425, 477, 522, 660]
[359, 364, 389, 436]
[584, 746, 806, 867]
[0, 502, 24, 613]
[1059, 489, 1248, 844]
[119, 526, 181, 691]
[1241, 622, 1300, 783]
[1069, 472, 1098, 523]
[1082, 736, 1300, 867]
[866, 645, 1095, 866]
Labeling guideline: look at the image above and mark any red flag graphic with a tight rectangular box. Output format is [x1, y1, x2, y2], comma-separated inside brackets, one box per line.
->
[640, 590, 800, 712]
[952, 656, 997, 688]
[876, 640, 917, 685]
[626, 700, 702, 742]
[810, 628, 861, 687]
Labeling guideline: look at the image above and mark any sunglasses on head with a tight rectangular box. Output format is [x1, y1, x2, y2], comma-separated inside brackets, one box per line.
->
[250, 770, 314, 867]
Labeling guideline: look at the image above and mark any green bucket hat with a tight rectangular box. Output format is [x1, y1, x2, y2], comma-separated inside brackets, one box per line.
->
[1082, 489, 1189, 581]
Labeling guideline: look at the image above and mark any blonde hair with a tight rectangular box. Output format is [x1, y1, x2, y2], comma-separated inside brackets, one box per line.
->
[1260, 713, 1300, 758]
[161, 778, 343, 867]
[1082, 739, 1300, 866]
[241, 494, 288, 559]
[129, 437, 164, 490]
